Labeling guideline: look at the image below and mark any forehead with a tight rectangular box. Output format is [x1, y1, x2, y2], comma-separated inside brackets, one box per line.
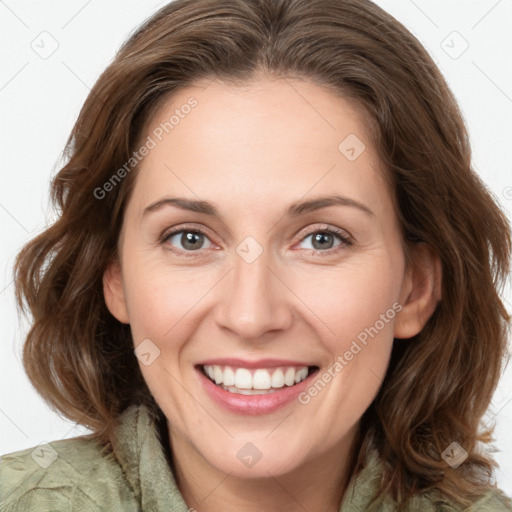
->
[129, 77, 390, 221]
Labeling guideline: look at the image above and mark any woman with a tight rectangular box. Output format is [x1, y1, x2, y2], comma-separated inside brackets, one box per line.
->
[1, 0, 511, 510]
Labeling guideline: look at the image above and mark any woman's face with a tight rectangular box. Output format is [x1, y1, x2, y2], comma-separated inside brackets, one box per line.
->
[104, 76, 434, 479]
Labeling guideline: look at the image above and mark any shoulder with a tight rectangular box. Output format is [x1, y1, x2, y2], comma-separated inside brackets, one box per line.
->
[0, 435, 135, 512]
[465, 487, 512, 511]
[345, 443, 512, 512]
[408, 487, 512, 512]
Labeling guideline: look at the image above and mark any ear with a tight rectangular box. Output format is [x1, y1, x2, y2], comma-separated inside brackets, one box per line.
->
[103, 258, 130, 324]
[394, 243, 442, 339]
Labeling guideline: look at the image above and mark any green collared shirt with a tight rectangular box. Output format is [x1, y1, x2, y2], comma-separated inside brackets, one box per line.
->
[1, 404, 511, 511]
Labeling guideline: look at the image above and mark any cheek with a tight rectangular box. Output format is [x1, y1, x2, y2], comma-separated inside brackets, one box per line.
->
[295, 259, 401, 343]
[293, 260, 401, 411]
[301, 261, 401, 412]
[122, 255, 223, 359]
[121, 256, 202, 343]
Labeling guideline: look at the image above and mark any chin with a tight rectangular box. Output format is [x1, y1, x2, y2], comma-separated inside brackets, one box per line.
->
[210, 452, 302, 480]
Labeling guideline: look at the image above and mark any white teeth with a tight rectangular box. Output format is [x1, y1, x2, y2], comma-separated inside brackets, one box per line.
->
[253, 369, 272, 390]
[235, 368, 252, 389]
[284, 367, 296, 386]
[202, 364, 311, 391]
[271, 368, 285, 388]
[214, 366, 223, 385]
[221, 385, 278, 395]
[223, 366, 235, 386]
[295, 367, 308, 383]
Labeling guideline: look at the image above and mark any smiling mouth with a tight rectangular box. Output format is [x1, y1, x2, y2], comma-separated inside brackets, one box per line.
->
[199, 364, 319, 395]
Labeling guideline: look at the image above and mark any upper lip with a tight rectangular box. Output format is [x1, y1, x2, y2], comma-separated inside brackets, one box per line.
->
[197, 357, 317, 369]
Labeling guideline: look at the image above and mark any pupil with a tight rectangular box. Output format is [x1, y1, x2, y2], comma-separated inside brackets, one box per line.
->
[182, 231, 202, 250]
[313, 232, 333, 250]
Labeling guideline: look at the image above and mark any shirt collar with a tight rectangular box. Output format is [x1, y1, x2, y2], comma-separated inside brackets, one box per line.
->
[110, 404, 190, 511]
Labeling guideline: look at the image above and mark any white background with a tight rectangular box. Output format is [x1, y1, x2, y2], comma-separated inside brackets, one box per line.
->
[1, 0, 511, 496]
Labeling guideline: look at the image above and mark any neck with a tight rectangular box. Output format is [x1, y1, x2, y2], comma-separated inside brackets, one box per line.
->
[168, 425, 358, 512]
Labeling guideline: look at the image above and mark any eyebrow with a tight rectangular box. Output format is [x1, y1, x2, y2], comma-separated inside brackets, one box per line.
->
[142, 194, 374, 219]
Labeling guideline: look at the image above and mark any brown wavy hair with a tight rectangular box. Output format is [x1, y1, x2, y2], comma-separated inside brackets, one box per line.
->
[13, 0, 511, 508]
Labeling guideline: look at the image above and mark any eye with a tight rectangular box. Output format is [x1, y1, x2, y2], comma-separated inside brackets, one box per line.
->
[160, 227, 214, 255]
[159, 224, 353, 257]
[296, 226, 352, 254]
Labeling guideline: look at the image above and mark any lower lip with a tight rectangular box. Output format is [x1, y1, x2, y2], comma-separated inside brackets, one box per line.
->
[196, 366, 319, 415]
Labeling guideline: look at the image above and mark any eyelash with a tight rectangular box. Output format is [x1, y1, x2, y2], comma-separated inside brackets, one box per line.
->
[159, 224, 353, 258]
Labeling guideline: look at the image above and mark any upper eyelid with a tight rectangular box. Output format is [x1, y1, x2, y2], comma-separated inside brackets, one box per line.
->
[298, 224, 351, 238]
[161, 224, 216, 242]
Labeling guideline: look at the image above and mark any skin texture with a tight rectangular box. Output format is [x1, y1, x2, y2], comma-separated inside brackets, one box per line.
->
[103, 76, 441, 512]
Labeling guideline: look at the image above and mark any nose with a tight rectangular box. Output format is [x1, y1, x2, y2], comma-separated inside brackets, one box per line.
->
[215, 248, 293, 340]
